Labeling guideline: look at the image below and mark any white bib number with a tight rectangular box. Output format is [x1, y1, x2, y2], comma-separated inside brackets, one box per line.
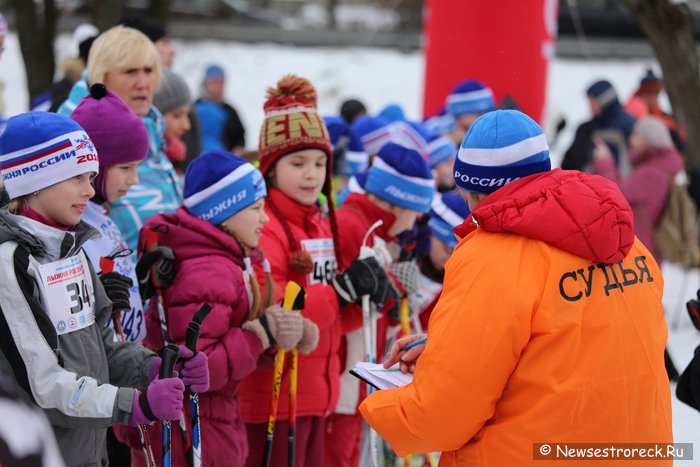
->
[35, 252, 96, 335]
[301, 238, 337, 286]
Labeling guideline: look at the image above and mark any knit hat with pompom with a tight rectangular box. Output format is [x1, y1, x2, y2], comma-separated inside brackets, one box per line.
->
[257, 75, 342, 273]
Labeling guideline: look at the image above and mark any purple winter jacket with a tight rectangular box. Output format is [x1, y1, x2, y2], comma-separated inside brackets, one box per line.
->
[126, 207, 265, 467]
[593, 146, 685, 262]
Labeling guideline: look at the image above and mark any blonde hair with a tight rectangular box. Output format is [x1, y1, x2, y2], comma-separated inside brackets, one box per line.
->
[8, 196, 29, 214]
[246, 253, 275, 320]
[219, 223, 274, 320]
[87, 25, 162, 90]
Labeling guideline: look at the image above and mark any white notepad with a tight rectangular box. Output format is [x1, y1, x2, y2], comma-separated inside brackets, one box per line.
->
[350, 361, 414, 390]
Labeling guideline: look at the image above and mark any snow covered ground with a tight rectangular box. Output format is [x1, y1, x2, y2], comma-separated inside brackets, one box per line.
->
[1, 33, 699, 462]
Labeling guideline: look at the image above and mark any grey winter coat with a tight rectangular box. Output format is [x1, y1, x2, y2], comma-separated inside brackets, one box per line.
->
[0, 207, 156, 466]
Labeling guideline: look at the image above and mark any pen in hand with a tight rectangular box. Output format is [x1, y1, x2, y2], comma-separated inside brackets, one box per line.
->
[384, 335, 427, 373]
[400, 337, 427, 351]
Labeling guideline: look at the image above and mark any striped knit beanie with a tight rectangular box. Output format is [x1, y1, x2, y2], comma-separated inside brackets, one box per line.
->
[429, 192, 471, 248]
[427, 134, 457, 168]
[184, 150, 266, 225]
[0, 112, 99, 199]
[365, 142, 434, 213]
[257, 75, 332, 178]
[453, 110, 550, 194]
[446, 79, 495, 118]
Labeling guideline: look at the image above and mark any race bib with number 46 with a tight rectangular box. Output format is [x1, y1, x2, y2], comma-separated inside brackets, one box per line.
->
[301, 238, 337, 286]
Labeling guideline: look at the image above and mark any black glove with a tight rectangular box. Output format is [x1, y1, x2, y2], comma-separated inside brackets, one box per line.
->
[333, 256, 396, 308]
[135, 247, 176, 301]
[100, 272, 133, 312]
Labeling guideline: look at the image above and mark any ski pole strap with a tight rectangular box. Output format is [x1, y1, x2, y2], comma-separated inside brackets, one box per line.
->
[192, 303, 212, 326]
[259, 314, 277, 347]
[138, 391, 158, 423]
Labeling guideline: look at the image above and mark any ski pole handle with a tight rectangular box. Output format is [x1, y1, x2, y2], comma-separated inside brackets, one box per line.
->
[160, 344, 180, 380]
[185, 322, 201, 355]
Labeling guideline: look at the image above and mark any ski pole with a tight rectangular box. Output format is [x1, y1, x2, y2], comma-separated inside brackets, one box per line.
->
[99, 257, 127, 341]
[143, 227, 192, 460]
[100, 256, 157, 467]
[262, 281, 305, 467]
[184, 303, 212, 467]
[160, 344, 180, 467]
[286, 283, 305, 467]
[357, 221, 385, 467]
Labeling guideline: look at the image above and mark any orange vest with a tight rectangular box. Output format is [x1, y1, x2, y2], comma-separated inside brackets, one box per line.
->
[360, 231, 672, 466]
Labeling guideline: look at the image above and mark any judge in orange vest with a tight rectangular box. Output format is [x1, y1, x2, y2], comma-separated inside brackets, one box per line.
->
[359, 110, 672, 466]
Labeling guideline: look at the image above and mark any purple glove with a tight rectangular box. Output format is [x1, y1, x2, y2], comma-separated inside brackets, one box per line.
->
[177, 346, 210, 393]
[128, 376, 184, 425]
[150, 346, 210, 393]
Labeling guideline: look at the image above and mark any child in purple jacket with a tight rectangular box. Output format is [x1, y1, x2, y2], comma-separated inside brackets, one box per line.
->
[127, 150, 319, 466]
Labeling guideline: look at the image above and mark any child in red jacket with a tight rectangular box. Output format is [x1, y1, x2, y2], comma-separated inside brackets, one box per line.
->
[239, 75, 342, 467]
[325, 142, 435, 467]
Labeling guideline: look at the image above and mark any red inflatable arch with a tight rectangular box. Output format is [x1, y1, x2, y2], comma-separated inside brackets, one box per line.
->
[422, 0, 558, 124]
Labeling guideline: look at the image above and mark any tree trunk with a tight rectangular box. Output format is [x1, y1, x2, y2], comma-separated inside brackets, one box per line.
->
[9, 0, 56, 107]
[327, 0, 338, 29]
[624, 0, 700, 169]
[148, 0, 171, 26]
[87, 0, 127, 33]
[396, 0, 424, 31]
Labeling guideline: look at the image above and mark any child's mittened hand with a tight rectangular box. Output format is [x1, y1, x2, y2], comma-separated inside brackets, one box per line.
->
[145, 377, 184, 421]
[297, 318, 319, 355]
[241, 305, 304, 350]
[100, 271, 133, 312]
[177, 346, 210, 393]
[266, 306, 304, 350]
[333, 256, 394, 307]
[128, 377, 184, 425]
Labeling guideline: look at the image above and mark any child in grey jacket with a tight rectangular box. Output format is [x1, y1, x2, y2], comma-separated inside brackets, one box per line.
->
[0, 112, 208, 466]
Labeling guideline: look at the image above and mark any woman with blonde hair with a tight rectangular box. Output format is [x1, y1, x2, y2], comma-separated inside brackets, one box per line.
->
[58, 25, 181, 251]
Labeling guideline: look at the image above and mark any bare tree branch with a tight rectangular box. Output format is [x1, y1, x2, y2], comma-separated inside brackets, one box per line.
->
[624, 0, 700, 169]
[8, 0, 56, 107]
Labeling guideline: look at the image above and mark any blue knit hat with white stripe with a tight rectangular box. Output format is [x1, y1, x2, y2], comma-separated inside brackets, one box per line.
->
[427, 134, 457, 168]
[424, 111, 456, 136]
[351, 116, 392, 155]
[429, 192, 471, 248]
[446, 79, 495, 118]
[184, 150, 266, 225]
[453, 110, 550, 194]
[365, 143, 435, 213]
[0, 112, 99, 200]
[395, 121, 430, 158]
